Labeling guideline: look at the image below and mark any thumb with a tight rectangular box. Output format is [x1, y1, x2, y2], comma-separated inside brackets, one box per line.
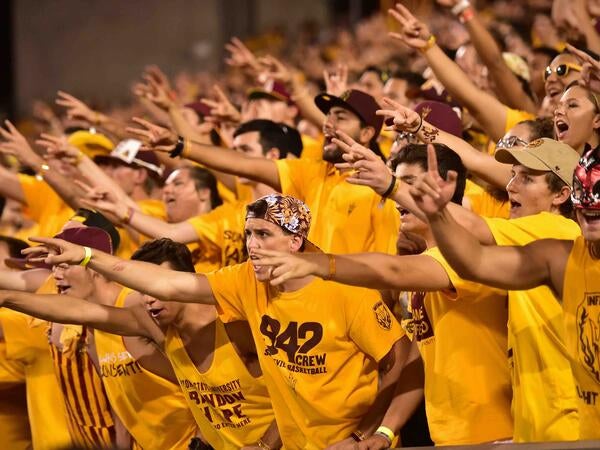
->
[445, 170, 458, 184]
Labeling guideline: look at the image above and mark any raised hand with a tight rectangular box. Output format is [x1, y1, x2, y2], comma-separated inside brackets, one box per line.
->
[76, 180, 127, 225]
[253, 249, 324, 286]
[22, 236, 87, 266]
[225, 37, 261, 75]
[408, 144, 457, 217]
[388, 3, 432, 51]
[201, 85, 241, 125]
[126, 118, 178, 153]
[566, 43, 600, 94]
[56, 91, 102, 125]
[36, 133, 80, 165]
[376, 97, 421, 133]
[323, 63, 349, 96]
[332, 130, 394, 195]
[0, 120, 40, 168]
[257, 54, 293, 85]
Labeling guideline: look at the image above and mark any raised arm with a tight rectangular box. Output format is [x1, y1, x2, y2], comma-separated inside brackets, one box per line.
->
[0, 290, 162, 342]
[0, 164, 25, 203]
[0, 121, 84, 210]
[388, 4, 510, 142]
[23, 237, 216, 304]
[378, 97, 512, 188]
[438, 0, 536, 113]
[127, 118, 282, 191]
[410, 145, 569, 296]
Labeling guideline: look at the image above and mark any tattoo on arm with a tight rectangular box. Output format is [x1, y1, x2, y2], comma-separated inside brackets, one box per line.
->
[420, 125, 439, 143]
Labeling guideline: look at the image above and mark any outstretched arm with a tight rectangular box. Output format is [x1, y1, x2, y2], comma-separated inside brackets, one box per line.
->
[0, 290, 162, 342]
[410, 145, 569, 296]
[23, 237, 216, 304]
[255, 249, 452, 292]
[127, 118, 282, 191]
[388, 3, 510, 142]
[438, 0, 536, 113]
[0, 269, 50, 292]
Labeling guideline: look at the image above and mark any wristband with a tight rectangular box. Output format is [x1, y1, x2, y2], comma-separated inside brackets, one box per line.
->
[419, 35, 436, 53]
[324, 253, 336, 281]
[79, 246, 93, 267]
[35, 163, 50, 181]
[182, 137, 192, 159]
[381, 175, 398, 198]
[375, 426, 395, 444]
[451, 0, 471, 15]
[169, 136, 185, 158]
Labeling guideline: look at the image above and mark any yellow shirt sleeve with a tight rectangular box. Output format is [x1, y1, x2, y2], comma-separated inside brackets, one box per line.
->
[275, 158, 324, 200]
[347, 290, 404, 362]
[485, 212, 581, 245]
[205, 263, 251, 322]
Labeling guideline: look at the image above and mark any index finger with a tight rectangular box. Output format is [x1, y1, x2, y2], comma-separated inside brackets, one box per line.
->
[566, 43, 597, 65]
[427, 143, 439, 177]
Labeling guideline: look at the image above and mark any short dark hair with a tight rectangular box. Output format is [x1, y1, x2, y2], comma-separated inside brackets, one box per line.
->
[390, 143, 467, 205]
[186, 167, 223, 209]
[360, 65, 391, 85]
[544, 172, 574, 218]
[389, 70, 426, 88]
[131, 238, 195, 273]
[234, 119, 303, 158]
[518, 117, 555, 140]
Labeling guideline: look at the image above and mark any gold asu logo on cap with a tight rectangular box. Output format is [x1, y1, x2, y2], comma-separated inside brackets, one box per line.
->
[420, 106, 432, 121]
[527, 138, 544, 148]
[373, 301, 392, 331]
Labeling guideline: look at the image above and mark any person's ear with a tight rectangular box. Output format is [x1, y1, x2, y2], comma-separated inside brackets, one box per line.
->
[264, 147, 281, 160]
[288, 234, 303, 252]
[132, 167, 148, 185]
[359, 126, 376, 145]
[552, 185, 572, 207]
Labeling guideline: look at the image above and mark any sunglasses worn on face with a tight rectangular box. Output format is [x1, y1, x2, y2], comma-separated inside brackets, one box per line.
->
[544, 63, 582, 81]
[496, 136, 528, 149]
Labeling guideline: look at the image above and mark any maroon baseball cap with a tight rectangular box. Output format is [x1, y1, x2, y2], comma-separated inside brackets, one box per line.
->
[247, 80, 293, 104]
[314, 89, 384, 138]
[55, 226, 114, 255]
[413, 101, 463, 137]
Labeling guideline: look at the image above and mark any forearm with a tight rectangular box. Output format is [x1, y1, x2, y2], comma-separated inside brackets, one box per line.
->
[465, 12, 536, 113]
[186, 140, 281, 190]
[0, 269, 49, 292]
[0, 165, 25, 203]
[256, 420, 282, 449]
[378, 340, 424, 434]
[418, 122, 511, 188]
[169, 106, 210, 143]
[291, 89, 326, 128]
[128, 212, 196, 243]
[423, 45, 507, 141]
[78, 156, 138, 209]
[87, 250, 214, 303]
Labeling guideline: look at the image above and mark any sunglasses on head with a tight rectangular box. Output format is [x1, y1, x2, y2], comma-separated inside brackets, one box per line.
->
[496, 136, 528, 149]
[544, 63, 582, 81]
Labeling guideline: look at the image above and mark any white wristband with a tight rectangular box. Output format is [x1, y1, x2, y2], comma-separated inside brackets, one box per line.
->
[451, 0, 471, 16]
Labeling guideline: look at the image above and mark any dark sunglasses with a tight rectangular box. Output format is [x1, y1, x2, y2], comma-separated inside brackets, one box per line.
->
[496, 136, 528, 149]
[543, 63, 582, 81]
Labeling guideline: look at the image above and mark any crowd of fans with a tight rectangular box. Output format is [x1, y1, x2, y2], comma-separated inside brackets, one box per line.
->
[1, 0, 600, 448]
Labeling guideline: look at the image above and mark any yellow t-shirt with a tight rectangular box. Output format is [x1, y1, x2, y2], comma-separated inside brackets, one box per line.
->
[186, 201, 247, 272]
[378, 128, 395, 160]
[485, 212, 580, 441]
[463, 180, 510, 219]
[116, 198, 167, 260]
[206, 261, 403, 449]
[165, 319, 274, 449]
[95, 288, 198, 449]
[409, 248, 513, 445]
[300, 133, 324, 160]
[562, 235, 600, 439]
[18, 174, 74, 239]
[0, 310, 73, 450]
[276, 159, 399, 254]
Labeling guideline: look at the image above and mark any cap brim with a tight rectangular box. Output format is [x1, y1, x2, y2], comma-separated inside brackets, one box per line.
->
[4, 257, 51, 271]
[314, 93, 362, 121]
[494, 148, 550, 171]
[247, 89, 289, 103]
